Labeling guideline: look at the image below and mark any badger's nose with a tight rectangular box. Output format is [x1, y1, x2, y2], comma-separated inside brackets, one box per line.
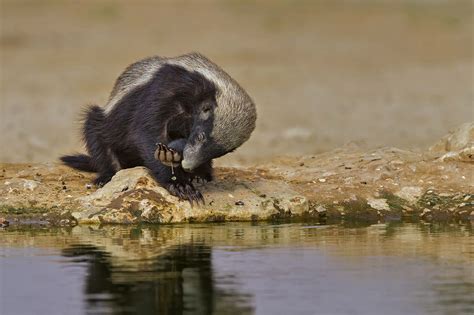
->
[181, 159, 194, 172]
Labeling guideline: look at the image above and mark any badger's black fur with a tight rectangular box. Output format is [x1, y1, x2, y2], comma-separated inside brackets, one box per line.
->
[61, 53, 256, 203]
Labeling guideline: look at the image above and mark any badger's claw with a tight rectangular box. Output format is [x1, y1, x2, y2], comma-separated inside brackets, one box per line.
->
[155, 143, 182, 167]
[192, 176, 209, 184]
[167, 182, 204, 206]
[93, 173, 114, 187]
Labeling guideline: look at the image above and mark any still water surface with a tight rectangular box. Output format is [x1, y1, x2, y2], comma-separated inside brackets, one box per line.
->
[1, 222, 473, 315]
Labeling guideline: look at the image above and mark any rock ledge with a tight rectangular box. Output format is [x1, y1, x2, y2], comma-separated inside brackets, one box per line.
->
[1, 124, 473, 225]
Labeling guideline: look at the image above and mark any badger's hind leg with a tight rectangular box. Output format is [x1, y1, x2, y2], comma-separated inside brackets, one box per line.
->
[83, 105, 117, 186]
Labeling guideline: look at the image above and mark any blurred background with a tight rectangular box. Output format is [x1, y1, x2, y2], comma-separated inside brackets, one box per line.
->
[0, 0, 472, 166]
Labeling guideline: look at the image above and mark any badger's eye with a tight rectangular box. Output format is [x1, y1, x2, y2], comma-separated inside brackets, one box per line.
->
[197, 133, 205, 142]
[202, 105, 211, 113]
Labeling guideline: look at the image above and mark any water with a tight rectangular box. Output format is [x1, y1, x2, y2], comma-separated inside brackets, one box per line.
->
[1, 222, 473, 315]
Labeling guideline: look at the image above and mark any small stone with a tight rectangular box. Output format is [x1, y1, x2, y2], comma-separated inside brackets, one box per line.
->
[318, 178, 326, 183]
[0, 217, 9, 228]
[228, 194, 234, 198]
[367, 198, 390, 211]
[259, 194, 267, 198]
[85, 184, 92, 189]
[316, 205, 327, 213]
[395, 186, 423, 204]
[235, 200, 245, 206]
[464, 195, 471, 201]
[23, 179, 40, 191]
[299, 162, 305, 166]
[420, 208, 431, 217]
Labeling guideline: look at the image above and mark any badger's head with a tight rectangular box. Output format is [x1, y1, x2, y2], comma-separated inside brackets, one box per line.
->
[181, 79, 257, 172]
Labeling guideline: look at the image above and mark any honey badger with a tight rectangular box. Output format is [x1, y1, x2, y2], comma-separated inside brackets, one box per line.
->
[60, 53, 256, 203]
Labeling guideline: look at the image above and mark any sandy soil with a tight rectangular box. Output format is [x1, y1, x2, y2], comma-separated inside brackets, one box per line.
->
[1, 0, 472, 165]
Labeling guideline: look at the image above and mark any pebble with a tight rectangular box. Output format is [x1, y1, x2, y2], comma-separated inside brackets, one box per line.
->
[23, 180, 40, 191]
[420, 208, 431, 217]
[0, 217, 9, 228]
[316, 205, 327, 213]
[235, 201, 245, 206]
[367, 198, 390, 211]
[318, 178, 326, 183]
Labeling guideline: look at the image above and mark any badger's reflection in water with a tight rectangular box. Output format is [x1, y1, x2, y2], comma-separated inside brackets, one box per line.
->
[61, 243, 252, 315]
[2, 223, 473, 315]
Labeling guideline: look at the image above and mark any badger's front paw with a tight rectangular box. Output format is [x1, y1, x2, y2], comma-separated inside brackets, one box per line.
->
[154, 143, 182, 167]
[167, 182, 204, 205]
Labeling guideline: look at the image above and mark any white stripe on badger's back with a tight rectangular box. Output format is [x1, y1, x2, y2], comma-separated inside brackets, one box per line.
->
[168, 53, 239, 100]
[104, 56, 166, 114]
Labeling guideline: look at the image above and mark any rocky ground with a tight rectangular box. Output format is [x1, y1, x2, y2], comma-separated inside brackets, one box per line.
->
[1, 123, 472, 226]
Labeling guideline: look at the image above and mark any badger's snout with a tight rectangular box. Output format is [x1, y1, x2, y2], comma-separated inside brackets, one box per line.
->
[182, 142, 204, 172]
[182, 155, 202, 172]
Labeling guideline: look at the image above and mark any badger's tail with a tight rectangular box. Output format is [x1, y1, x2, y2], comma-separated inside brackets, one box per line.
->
[60, 154, 96, 172]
